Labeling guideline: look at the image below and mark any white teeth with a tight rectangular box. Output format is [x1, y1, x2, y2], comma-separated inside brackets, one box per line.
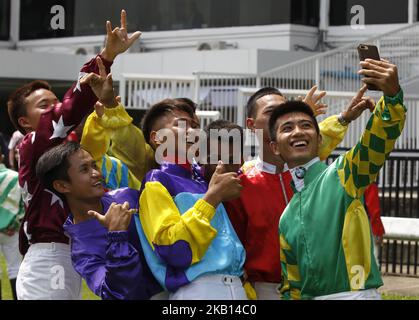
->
[292, 141, 308, 147]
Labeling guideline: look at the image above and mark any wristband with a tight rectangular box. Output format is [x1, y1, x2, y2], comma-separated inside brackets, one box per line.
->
[337, 113, 350, 126]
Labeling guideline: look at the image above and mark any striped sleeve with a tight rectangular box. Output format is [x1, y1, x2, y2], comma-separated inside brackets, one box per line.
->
[100, 155, 141, 190]
[139, 179, 217, 269]
[0, 170, 22, 231]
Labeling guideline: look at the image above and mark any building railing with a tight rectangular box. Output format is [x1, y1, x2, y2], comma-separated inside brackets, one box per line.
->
[259, 22, 419, 92]
[238, 88, 419, 150]
[196, 110, 221, 129]
[119, 73, 196, 110]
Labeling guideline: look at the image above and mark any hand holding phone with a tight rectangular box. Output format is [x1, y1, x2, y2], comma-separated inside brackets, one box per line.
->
[357, 44, 381, 91]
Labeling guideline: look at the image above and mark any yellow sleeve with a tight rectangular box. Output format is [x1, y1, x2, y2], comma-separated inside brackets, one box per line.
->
[97, 104, 155, 182]
[337, 91, 406, 198]
[80, 112, 110, 162]
[81, 105, 143, 190]
[109, 125, 155, 183]
[80, 104, 133, 165]
[139, 180, 217, 266]
[318, 115, 348, 161]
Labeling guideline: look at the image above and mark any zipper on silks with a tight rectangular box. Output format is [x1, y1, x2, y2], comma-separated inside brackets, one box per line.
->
[279, 174, 289, 205]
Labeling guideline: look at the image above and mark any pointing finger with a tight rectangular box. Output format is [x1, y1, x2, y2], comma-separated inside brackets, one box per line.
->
[121, 9, 127, 29]
[96, 57, 107, 78]
[106, 21, 112, 36]
[306, 85, 317, 99]
[313, 90, 327, 103]
[354, 84, 368, 101]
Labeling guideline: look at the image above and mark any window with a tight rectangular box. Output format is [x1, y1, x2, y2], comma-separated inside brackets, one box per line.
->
[330, 0, 408, 26]
[19, 0, 321, 40]
[291, 0, 320, 27]
[0, 0, 10, 40]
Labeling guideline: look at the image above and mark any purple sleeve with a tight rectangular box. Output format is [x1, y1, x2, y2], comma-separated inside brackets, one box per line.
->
[74, 231, 143, 300]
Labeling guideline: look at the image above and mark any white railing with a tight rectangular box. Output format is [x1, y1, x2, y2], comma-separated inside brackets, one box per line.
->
[119, 72, 419, 150]
[119, 72, 257, 123]
[119, 73, 195, 110]
[237, 88, 419, 150]
[196, 110, 221, 129]
[260, 23, 419, 92]
[193, 71, 258, 123]
[382, 217, 419, 241]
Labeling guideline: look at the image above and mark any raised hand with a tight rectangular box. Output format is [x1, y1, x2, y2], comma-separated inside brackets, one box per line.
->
[358, 59, 401, 97]
[80, 57, 118, 107]
[88, 201, 137, 231]
[101, 9, 142, 62]
[340, 84, 375, 123]
[203, 161, 243, 207]
[94, 96, 122, 118]
[299, 85, 328, 117]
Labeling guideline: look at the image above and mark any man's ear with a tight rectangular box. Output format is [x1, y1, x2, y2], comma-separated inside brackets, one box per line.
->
[246, 118, 255, 132]
[318, 133, 323, 149]
[18, 116, 32, 133]
[149, 131, 161, 149]
[269, 140, 280, 156]
[52, 180, 71, 195]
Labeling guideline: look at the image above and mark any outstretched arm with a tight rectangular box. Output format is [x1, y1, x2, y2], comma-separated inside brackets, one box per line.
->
[338, 60, 406, 198]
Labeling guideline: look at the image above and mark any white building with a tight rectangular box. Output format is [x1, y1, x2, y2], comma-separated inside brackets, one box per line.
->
[1, 0, 418, 134]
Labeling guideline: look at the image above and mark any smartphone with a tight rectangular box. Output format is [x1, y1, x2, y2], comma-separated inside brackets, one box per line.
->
[357, 44, 381, 91]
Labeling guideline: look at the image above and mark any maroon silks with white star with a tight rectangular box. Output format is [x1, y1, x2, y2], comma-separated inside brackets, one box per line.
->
[17, 55, 113, 255]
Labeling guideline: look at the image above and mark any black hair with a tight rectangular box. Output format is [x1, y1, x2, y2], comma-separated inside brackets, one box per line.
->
[173, 97, 197, 112]
[246, 87, 284, 118]
[36, 142, 82, 192]
[141, 98, 196, 146]
[8, 80, 52, 134]
[268, 100, 320, 142]
[204, 119, 244, 147]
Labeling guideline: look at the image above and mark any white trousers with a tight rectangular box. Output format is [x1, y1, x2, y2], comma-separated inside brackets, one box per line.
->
[0, 232, 21, 279]
[314, 289, 381, 300]
[169, 274, 248, 300]
[16, 242, 82, 300]
[253, 282, 281, 300]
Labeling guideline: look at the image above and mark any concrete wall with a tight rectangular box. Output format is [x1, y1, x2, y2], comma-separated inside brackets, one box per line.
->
[0, 47, 314, 82]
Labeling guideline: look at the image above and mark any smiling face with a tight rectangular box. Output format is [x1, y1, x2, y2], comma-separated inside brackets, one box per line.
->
[151, 109, 200, 161]
[270, 111, 322, 169]
[19, 89, 59, 133]
[56, 149, 105, 201]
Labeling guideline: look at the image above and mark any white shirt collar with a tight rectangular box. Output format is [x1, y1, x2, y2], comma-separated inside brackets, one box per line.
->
[255, 156, 278, 174]
[289, 157, 320, 192]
